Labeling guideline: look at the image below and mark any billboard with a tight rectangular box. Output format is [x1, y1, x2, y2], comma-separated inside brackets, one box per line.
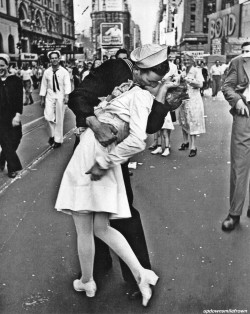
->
[101, 23, 123, 46]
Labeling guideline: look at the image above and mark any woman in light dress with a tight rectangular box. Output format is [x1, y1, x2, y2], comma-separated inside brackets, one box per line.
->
[55, 47, 174, 306]
[178, 52, 206, 157]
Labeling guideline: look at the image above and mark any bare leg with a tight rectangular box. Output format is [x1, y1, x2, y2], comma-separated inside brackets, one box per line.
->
[148, 132, 159, 149]
[161, 129, 171, 156]
[182, 128, 189, 144]
[162, 129, 171, 148]
[190, 134, 196, 150]
[151, 131, 163, 154]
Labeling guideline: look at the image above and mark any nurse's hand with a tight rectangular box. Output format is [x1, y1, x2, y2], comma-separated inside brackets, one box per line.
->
[86, 116, 118, 147]
[85, 163, 107, 181]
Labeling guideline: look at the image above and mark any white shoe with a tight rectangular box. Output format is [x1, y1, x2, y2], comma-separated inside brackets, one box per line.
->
[162, 148, 170, 156]
[151, 146, 162, 155]
[138, 269, 159, 307]
[73, 278, 97, 297]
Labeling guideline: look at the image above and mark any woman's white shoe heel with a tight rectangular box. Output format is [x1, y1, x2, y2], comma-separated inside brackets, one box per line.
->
[73, 278, 97, 297]
[138, 269, 159, 307]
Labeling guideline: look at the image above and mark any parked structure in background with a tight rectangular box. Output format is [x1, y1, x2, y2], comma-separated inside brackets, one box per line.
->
[153, 0, 250, 63]
[153, 0, 216, 59]
[208, 0, 250, 61]
[91, 0, 141, 59]
[0, 0, 75, 66]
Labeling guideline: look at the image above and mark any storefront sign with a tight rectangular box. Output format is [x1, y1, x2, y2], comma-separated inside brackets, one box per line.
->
[181, 50, 205, 59]
[21, 53, 38, 61]
[101, 23, 123, 46]
[212, 39, 222, 55]
[98, 0, 123, 11]
[37, 43, 68, 49]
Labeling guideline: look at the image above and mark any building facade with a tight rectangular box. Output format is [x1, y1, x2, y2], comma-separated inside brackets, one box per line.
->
[175, 0, 216, 56]
[91, 0, 141, 57]
[154, 0, 250, 61]
[0, 0, 75, 65]
[154, 0, 217, 58]
[208, 0, 250, 60]
[0, 1, 19, 62]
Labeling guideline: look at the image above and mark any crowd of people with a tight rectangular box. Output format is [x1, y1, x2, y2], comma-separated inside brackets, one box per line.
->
[1, 41, 250, 308]
[0, 48, 130, 179]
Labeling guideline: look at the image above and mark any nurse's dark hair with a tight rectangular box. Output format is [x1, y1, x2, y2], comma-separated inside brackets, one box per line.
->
[241, 42, 250, 48]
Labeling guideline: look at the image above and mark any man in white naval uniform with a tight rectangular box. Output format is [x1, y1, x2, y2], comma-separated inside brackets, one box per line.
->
[40, 50, 71, 148]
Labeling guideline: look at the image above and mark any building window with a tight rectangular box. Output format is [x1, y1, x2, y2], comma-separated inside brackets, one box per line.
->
[56, 4, 59, 11]
[64, 22, 66, 34]
[1, 0, 3, 8]
[35, 11, 43, 27]
[48, 17, 54, 32]
[8, 35, 15, 54]
[190, 3, 196, 11]
[206, 1, 216, 13]
[18, 5, 26, 20]
[68, 24, 70, 36]
[190, 15, 195, 32]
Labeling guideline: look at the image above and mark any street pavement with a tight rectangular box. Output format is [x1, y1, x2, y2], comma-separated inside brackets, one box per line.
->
[1, 90, 250, 314]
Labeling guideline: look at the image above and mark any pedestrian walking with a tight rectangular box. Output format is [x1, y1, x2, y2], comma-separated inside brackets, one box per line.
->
[31, 64, 39, 89]
[68, 44, 172, 299]
[20, 63, 34, 106]
[55, 46, 178, 306]
[178, 52, 206, 157]
[200, 61, 209, 96]
[37, 65, 44, 87]
[221, 41, 250, 231]
[210, 60, 223, 98]
[0, 53, 23, 178]
[39, 50, 71, 148]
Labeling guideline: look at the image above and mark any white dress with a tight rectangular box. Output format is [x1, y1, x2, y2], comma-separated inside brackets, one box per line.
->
[55, 86, 153, 219]
[179, 66, 206, 135]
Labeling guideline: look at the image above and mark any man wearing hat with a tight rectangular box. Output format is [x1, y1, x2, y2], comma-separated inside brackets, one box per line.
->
[0, 53, 23, 178]
[68, 44, 171, 298]
[40, 50, 71, 148]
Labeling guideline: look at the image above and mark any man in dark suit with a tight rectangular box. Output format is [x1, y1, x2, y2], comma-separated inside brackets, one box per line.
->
[222, 42, 250, 231]
[0, 53, 23, 178]
[68, 44, 172, 298]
